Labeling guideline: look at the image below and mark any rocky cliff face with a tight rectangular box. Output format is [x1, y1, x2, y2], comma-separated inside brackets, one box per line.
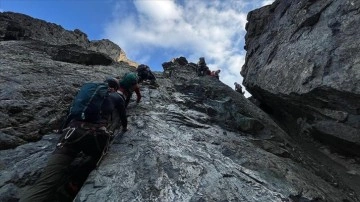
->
[1, 8, 360, 202]
[242, 0, 360, 156]
[0, 12, 137, 66]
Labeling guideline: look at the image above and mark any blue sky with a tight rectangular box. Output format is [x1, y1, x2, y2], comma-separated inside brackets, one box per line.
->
[0, 0, 274, 97]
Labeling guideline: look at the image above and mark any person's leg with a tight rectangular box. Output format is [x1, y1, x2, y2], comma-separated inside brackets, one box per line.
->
[125, 91, 132, 107]
[64, 129, 108, 191]
[19, 153, 75, 202]
[68, 155, 98, 187]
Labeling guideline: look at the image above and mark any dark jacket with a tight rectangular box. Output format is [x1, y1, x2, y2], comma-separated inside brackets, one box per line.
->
[138, 70, 156, 83]
[137, 65, 156, 83]
[101, 92, 127, 130]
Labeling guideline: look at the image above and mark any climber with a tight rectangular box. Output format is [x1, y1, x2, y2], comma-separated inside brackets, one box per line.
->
[234, 82, 245, 95]
[118, 72, 141, 107]
[136, 64, 157, 85]
[197, 57, 211, 76]
[19, 78, 128, 202]
[210, 69, 221, 80]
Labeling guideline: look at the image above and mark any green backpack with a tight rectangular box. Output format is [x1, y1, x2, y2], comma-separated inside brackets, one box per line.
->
[120, 72, 138, 89]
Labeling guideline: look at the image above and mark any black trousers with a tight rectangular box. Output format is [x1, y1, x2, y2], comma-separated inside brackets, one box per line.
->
[20, 127, 110, 202]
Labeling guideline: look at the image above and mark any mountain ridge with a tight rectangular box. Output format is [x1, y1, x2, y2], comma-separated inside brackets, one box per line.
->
[0, 5, 359, 202]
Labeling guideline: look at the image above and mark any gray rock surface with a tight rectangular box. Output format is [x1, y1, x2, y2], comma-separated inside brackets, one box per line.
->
[241, 0, 360, 156]
[0, 12, 137, 66]
[0, 40, 131, 148]
[1, 9, 360, 202]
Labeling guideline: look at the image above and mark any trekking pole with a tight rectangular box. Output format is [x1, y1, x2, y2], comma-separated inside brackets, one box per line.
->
[96, 130, 126, 167]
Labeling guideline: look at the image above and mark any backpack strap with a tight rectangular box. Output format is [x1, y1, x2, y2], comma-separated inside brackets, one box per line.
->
[117, 88, 128, 99]
[117, 90, 126, 101]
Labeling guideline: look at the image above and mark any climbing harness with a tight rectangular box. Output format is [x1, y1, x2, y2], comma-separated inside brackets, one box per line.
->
[57, 120, 126, 167]
[57, 127, 77, 148]
[56, 121, 107, 148]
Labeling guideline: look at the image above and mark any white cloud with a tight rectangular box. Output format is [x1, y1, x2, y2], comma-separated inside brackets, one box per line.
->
[104, 0, 269, 97]
[261, 0, 275, 6]
[134, 0, 182, 22]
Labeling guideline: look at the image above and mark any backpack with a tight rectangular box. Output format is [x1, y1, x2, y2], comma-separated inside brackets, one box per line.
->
[65, 82, 109, 125]
[137, 64, 149, 72]
[120, 72, 138, 89]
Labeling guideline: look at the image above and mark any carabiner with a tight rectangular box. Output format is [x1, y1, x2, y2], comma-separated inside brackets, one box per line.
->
[64, 127, 76, 139]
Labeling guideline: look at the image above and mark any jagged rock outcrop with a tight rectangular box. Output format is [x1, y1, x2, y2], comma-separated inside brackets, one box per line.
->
[242, 0, 360, 156]
[1, 42, 359, 201]
[0, 40, 131, 149]
[0, 12, 137, 66]
[87, 39, 138, 67]
[1, 10, 360, 202]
